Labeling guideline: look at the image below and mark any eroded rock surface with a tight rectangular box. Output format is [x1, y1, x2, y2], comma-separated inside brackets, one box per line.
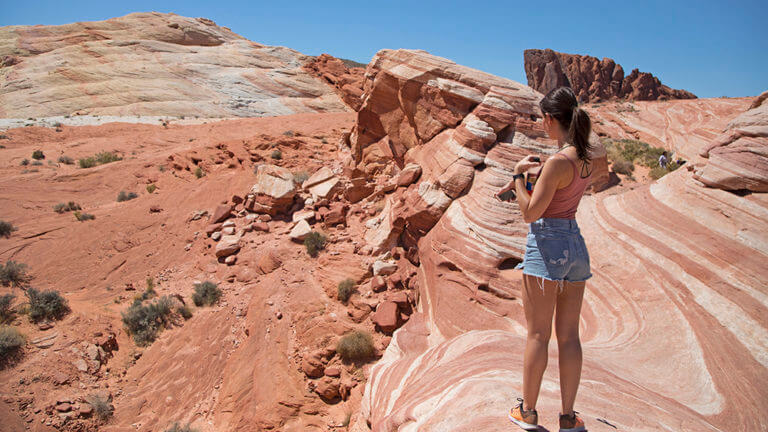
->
[524, 48, 696, 102]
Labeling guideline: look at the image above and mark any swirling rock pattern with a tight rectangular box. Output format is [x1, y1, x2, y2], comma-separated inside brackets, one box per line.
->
[357, 54, 768, 431]
[0, 12, 349, 118]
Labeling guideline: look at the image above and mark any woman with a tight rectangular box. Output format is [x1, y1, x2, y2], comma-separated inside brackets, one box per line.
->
[495, 87, 592, 432]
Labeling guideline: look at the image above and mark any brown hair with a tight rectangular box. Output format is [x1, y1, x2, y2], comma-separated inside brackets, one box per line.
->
[539, 87, 593, 161]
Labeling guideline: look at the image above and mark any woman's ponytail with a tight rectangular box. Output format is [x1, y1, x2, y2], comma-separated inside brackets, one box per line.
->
[568, 106, 593, 162]
[540, 87, 594, 162]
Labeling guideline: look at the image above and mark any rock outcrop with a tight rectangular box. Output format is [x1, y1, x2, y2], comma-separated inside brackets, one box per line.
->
[304, 54, 366, 111]
[524, 49, 696, 102]
[0, 12, 350, 118]
[695, 90, 768, 192]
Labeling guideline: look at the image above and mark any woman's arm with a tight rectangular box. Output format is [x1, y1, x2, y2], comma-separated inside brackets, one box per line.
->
[516, 155, 568, 223]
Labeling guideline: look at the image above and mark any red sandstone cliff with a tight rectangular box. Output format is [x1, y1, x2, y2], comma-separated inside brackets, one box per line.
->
[524, 48, 697, 102]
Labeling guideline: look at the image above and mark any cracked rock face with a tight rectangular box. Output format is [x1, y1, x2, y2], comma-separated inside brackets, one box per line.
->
[0, 12, 350, 118]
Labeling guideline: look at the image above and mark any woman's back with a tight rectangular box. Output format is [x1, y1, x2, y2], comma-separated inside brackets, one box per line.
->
[541, 152, 591, 219]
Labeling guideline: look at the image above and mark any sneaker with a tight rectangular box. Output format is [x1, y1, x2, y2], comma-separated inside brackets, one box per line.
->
[508, 398, 538, 430]
[559, 411, 586, 432]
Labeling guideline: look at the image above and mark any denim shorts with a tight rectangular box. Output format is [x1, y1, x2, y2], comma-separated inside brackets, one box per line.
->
[519, 218, 592, 283]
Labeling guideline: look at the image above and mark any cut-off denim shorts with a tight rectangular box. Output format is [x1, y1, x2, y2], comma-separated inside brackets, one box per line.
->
[517, 218, 592, 287]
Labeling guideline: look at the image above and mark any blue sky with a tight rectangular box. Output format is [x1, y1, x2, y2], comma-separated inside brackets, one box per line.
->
[2, 0, 766, 98]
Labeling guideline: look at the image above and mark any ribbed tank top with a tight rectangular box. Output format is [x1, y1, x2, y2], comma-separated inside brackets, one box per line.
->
[541, 153, 592, 219]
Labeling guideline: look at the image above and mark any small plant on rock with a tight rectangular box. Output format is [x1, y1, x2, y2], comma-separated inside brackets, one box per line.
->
[86, 393, 113, 421]
[146, 183, 157, 193]
[31, 150, 44, 160]
[337, 279, 355, 303]
[57, 155, 74, 165]
[611, 159, 634, 176]
[53, 201, 81, 213]
[20, 159, 29, 166]
[270, 149, 282, 160]
[25, 288, 69, 322]
[292, 170, 309, 184]
[194, 167, 204, 178]
[337, 330, 375, 362]
[0, 220, 16, 238]
[304, 231, 327, 257]
[0, 325, 25, 362]
[0, 261, 30, 287]
[121, 296, 176, 346]
[117, 191, 138, 202]
[192, 281, 221, 307]
[0, 294, 15, 324]
[74, 211, 95, 221]
[282, 130, 294, 137]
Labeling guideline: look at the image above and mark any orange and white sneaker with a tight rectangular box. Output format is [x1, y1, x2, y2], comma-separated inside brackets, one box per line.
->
[508, 398, 538, 430]
[559, 411, 586, 432]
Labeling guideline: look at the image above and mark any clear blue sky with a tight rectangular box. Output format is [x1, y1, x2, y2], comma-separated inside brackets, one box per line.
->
[2, 0, 766, 98]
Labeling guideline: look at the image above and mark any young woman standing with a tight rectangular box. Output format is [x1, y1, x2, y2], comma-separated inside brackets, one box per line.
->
[495, 87, 593, 432]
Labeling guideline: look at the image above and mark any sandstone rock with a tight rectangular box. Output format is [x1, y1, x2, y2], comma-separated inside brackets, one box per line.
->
[302, 166, 335, 189]
[235, 267, 255, 283]
[255, 251, 281, 274]
[396, 163, 422, 187]
[324, 367, 341, 378]
[524, 49, 696, 102]
[211, 232, 222, 241]
[215, 233, 241, 257]
[252, 222, 270, 232]
[308, 177, 341, 200]
[372, 260, 397, 276]
[292, 209, 316, 223]
[0, 12, 350, 118]
[304, 54, 365, 111]
[344, 177, 375, 203]
[372, 301, 400, 333]
[250, 165, 297, 215]
[289, 220, 312, 242]
[206, 223, 223, 236]
[55, 403, 72, 412]
[211, 204, 233, 224]
[301, 354, 325, 378]
[324, 202, 348, 226]
[221, 227, 235, 235]
[225, 255, 237, 265]
[370, 275, 386, 293]
[222, 220, 235, 228]
[314, 378, 341, 400]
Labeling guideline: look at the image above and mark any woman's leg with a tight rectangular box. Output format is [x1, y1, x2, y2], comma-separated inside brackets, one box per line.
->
[554, 280, 586, 415]
[521, 273, 558, 411]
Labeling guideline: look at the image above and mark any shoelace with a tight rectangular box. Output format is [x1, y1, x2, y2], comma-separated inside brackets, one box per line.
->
[515, 398, 537, 415]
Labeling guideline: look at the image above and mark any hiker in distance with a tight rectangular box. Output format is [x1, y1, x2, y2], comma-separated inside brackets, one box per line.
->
[495, 86, 592, 432]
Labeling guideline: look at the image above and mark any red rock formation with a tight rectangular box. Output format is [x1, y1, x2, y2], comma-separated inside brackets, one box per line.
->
[524, 49, 696, 102]
[304, 54, 365, 111]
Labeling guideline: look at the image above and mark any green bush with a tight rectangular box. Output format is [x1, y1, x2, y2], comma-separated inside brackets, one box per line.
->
[53, 201, 81, 213]
[271, 149, 282, 160]
[0, 220, 16, 238]
[649, 161, 680, 180]
[86, 393, 113, 421]
[177, 304, 193, 320]
[31, 150, 44, 160]
[20, 159, 29, 166]
[304, 231, 327, 257]
[165, 423, 198, 432]
[0, 294, 15, 323]
[282, 130, 294, 137]
[0, 326, 25, 361]
[58, 155, 74, 165]
[117, 191, 138, 202]
[337, 279, 355, 303]
[121, 296, 176, 346]
[194, 167, 204, 178]
[74, 211, 95, 221]
[192, 281, 221, 307]
[31, 160, 43, 166]
[79, 151, 122, 169]
[611, 159, 635, 175]
[0, 261, 30, 287]
[337, 331, 375, 362]
[146, 184, 157, 194]
[25, 288, 69, 322]
[292, 170, 309, 184]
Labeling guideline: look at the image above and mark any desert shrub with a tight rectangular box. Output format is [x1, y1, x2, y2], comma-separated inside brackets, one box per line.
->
[146, 183, 157, 193]
[78, 157, 96, 168]
[74, 211, 95, 221]
[337, 279, 355, 303]
[20, 159, 29, 166]
[165, 423, 197, 432]
[54, 201, 81, 213]
[611, 159, 635, 175]
[0, 134, 8, 139]
[282, 130, 294, 137]
[30, 160, 43, 166]
[321, 138, 328, 144]
[0, 220, 16, 238]
[0, 326, 24, 361]
[158, 165, 166, 172]
[86, 393, 113, 421]
[292, 170, 309, 184]
[192, 281, 221, 307]
[0, 261, 30, 287]
[58, 155, 74, 165]
[121, 296, 176, 346]
[649, 161, 680, 180]
[79, 151, 122, 168]
[304, 231, 327, 257]
[0, 294, 15, 323]
[194, 167, 204, 178]
[270, 149, 282, 160]
[31, 150, 44, 160]
[177, 304, 193, 320]
[337, 331, 375, 362]
[25, 288, 69, 322]
[53, 122, 63, 128]
[117, 191, 138, 202]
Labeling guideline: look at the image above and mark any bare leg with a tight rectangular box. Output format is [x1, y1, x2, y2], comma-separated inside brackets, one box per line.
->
[555, 281, 586, 415]
[521, 274, 558, 411]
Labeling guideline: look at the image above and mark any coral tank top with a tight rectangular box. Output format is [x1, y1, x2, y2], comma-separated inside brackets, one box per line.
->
[541, 153, 592, 220]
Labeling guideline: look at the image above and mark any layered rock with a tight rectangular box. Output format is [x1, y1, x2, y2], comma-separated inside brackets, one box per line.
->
[249, 164, 297, 215]
[0, 12, 350, 118]
[695, 91, 768, 192]
[524, 49, 696, 102]
[304, 53, 365, 110]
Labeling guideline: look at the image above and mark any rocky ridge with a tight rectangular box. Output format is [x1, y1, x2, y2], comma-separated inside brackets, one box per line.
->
[524, 48, 697, 102]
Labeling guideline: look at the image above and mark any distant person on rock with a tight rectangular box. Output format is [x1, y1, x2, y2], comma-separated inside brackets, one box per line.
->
[495, 87, 591, 432]
[659, 151, 668, 169]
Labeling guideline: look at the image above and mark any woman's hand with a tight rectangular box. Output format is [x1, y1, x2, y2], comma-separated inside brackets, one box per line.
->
[514, 155, 542, 175]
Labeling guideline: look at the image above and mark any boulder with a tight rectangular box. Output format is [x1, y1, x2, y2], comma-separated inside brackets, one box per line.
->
[372, 260, 398, 276]
[211, 204, 233, 224]
[314, 378, 341, 400]
[292, 209, 316, 223]
[372, 301, 400, 333]
[302, 166, 335, 189]
[250, 165, 297, 215]
[215, 233, 241, 257]
[301, 353, 325, 378]
[396, 163, 422, 187]
[324, 202, 348, 226]
[289, 220, 312, 242]
[205, 223, 223, 236]
[344, 177, 375, 203]
[370, 275, 386, 292]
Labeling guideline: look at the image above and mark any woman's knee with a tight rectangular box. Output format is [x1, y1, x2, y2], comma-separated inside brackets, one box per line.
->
[527, 329, 551, 343]
[556, 330, 580, 346]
